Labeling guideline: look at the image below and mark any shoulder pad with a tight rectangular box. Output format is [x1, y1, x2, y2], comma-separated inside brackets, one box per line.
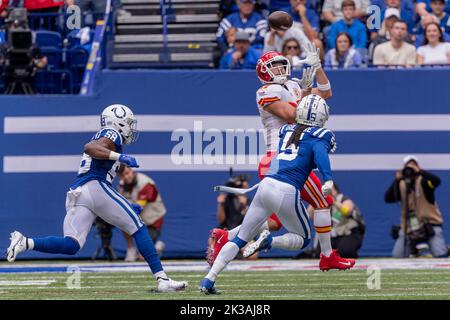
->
[309, 127, 337, 153]
[256, 84, 283, 107]
[94, 128, 123, 147]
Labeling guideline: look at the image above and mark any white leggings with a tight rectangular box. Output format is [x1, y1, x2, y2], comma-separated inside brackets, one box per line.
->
[236, 177, 311, 243]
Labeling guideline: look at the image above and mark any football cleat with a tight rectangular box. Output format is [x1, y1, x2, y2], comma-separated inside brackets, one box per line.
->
[319, 250, 356, 271]
[199, 278, 220, 295]
[156, 277, 188, 293]
[243, 230, 272, 258]
[206, 228, 229, 266]
[6, 231, 27, 263]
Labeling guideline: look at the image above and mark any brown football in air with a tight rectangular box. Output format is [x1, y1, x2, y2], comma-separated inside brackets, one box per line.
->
[268, 11, 293, 31]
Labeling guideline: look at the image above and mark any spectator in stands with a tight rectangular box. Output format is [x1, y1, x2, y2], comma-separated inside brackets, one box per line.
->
[413, 14, 450, 46]
[370, 0, 415, 34]
[118, 166, 166, 261]
[368, 12, 400, 62]
[329, 183, 365, 258]
[281, 38, 304, 69]
[415, 0, 450, 17]
[222, 27, 238, 54]
[373, 19, 416, 66]
[281, 0, 319, 33]
[66, 0, 107, 24]
[263, 20, 311, 54]
[416, 22, 450, 64]
[324, 32, 363, 67]
[280, 0, 324, 60]
[430, 0, 450, 34]
[328, 0, 368, 49]
[385, 155, 448, 258]
[21, 0, 64, 30]
[219, 30, 260, 69]
[322, 0, 370, 23]
[216, 0, 268, 55]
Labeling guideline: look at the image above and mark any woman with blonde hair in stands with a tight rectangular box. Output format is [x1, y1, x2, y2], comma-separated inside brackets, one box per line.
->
[416, 22, 450, 65]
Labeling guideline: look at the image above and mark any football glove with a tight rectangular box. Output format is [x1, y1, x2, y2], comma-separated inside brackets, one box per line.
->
[292, 66, 317, 90]
[130, 203, 143, 215]
[298, 42, 321, 69]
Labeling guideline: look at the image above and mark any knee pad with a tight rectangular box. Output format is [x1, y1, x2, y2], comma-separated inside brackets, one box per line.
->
[231, 237, 247, 249]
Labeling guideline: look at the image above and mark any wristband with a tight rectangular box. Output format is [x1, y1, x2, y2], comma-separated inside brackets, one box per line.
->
[317, 81, 331, 91]
[109, 151, 121, 161]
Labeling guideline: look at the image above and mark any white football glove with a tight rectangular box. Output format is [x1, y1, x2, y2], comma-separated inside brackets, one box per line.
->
[292, 66, 317, 90]
[298, 42, 321, 69]
[321, 180, 333, 197]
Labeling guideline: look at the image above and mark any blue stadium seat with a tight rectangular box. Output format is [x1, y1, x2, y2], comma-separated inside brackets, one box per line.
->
[35, 30, 62, 48]
[40, 48, 63, 69]
[35, 70, 74, 94]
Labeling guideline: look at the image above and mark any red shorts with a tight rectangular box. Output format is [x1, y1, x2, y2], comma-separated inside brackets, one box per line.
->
[258, 151, 333, 229]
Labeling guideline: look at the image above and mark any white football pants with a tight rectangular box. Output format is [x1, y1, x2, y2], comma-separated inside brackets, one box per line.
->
[63, 180, 144, 248]
[236, 177, 311, 243]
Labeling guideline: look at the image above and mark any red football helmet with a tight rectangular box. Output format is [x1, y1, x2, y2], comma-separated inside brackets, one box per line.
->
[256, 51, 291, 84]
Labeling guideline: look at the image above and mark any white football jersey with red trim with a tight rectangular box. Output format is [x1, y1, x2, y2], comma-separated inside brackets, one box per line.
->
[256, 80, 303, 152]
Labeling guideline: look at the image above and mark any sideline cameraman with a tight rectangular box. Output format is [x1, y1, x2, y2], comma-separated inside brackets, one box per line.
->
[384, 155, 448, 258]
[217, 174, 251, 230]
[0, 8, 47, 94]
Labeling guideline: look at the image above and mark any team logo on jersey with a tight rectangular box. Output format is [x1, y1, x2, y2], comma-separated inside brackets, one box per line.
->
[112, 106, 127, 119]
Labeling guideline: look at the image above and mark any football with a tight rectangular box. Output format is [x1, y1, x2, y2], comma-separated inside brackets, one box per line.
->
[268, 11, 293, 31]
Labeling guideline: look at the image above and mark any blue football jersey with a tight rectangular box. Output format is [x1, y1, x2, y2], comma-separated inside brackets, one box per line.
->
[71, 128, 123, 189]
[267, 124, 336, 190]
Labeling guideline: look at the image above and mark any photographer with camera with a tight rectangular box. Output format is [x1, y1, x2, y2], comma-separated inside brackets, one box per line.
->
[0, 8, 47, 94]
[385, 155, 448, 258]
[217, 174, 251, 230]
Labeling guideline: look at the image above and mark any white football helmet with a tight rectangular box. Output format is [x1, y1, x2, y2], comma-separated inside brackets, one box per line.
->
[296, 94, 330, 127]
[101, 104, 138, 144]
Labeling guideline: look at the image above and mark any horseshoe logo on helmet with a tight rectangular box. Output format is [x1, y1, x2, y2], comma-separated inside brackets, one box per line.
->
[112, 106, 127, 119]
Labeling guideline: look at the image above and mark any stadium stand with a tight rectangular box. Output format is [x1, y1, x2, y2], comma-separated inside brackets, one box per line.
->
[110, 0, 220, 68]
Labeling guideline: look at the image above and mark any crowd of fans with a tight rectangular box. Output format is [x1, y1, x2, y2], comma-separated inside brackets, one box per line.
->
[217, 0, 450, 69]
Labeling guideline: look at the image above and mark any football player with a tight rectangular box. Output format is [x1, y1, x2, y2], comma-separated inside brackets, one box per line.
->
[200, 95, 356, 294]
[6, 104, 188, 293]
[207, 43, 338, 269]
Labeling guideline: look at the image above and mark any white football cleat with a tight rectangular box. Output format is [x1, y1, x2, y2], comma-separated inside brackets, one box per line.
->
[7, 231, 27, 262]
[243, 230, 273, 258]
[157, 278, 188, 293]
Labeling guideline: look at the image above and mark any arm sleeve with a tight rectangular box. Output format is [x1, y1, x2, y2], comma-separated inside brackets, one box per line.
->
[255, 18, 268, 47]
[216, 17, 231, 52]
[312, 141, 333, 182]
[384, 180, 400, 203]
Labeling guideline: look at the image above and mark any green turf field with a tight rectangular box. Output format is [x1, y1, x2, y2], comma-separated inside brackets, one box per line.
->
[1, 269, 450, 300]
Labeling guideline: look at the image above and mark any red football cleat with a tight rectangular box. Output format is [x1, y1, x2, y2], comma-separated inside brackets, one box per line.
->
[206, 228, 229, 266]
[319, 250, 356, 271]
